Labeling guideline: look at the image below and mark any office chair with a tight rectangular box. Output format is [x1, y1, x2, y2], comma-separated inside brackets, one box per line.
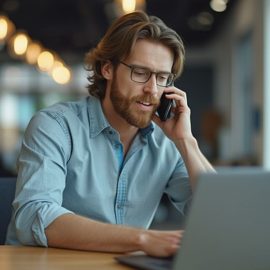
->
[0, 177, 16, 244]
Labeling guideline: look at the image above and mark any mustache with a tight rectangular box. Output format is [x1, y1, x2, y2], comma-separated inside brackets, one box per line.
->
[133, 94, 160, 105]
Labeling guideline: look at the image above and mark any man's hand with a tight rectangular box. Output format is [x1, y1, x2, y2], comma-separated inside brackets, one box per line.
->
[152, 86, 215, 188]
[137, 230, 184, 257]
[153, 87, 193, 143]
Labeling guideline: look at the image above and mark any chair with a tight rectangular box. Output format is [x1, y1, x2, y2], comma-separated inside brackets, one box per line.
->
[0, 177, 16, 244]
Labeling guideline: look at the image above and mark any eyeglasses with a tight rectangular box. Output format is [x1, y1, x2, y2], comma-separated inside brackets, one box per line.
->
[119, 61, 175, 87]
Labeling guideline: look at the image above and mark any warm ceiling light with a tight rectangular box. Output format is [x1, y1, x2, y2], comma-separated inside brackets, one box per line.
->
[0, 15, 15, 42]
[0, 17, 8, 40]
[210, 0, 228, 12]
[122, 0, 136, 13]
[115, 0, 145, 14]
[52, 66, 71, 84]
[12, 32, 29, 56]
[37, 50, 54, 72]
[25, 41, 42, 64]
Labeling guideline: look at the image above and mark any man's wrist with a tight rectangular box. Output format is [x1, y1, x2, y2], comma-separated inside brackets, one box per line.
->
[174, 136, 198, 151]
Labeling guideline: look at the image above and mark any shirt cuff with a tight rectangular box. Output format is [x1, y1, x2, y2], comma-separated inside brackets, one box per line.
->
[32, 205, 74, 246]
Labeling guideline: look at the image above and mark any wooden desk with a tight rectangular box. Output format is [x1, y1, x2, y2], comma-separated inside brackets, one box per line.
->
[0, 245, 133, 270]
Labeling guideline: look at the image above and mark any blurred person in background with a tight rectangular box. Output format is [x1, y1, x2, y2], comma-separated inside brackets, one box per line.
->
[6, 11, 214, 257]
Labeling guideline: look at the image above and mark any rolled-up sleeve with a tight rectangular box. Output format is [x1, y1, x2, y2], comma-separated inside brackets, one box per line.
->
[13, 111, 73, 246]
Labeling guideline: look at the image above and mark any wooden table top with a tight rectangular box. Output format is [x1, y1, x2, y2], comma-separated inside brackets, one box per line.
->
[0, 245, 133, 270]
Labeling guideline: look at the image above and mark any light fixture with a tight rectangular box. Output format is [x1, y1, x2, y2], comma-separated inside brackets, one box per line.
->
[25, 41, 42, 65]
[0, 15, 15, 43]
[2, 14, 72, 85]
[8, 31, 30, 58]
[13, 33, 29, 55]
[115, 0, 145, 14]
[52, 66, 71, 85]
[210, 0, 228, 12]
[37, 50, 54, 72]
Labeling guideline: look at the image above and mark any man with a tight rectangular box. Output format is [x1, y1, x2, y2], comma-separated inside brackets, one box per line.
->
[6, 11, 215, 257]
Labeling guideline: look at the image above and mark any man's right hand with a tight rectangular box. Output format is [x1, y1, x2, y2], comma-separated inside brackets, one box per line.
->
[137, 230, 183, 257]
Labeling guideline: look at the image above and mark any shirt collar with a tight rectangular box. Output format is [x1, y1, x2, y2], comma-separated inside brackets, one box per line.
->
[140, 122, 154, 137]
[87, 96, 110, 138]
[87, 96, 154, 138]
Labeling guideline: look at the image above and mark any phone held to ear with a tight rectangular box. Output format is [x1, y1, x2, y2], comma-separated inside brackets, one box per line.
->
[156, 92, 173, 121]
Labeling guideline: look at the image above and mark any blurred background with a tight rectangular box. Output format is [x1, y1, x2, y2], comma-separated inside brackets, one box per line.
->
[0, 0, 270, 225]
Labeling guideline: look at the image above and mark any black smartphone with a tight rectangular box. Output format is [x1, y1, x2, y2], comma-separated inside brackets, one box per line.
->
[156, 92, 173, 121]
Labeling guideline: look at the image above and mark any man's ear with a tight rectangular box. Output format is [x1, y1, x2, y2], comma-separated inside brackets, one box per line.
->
[101, 61, 113, 80]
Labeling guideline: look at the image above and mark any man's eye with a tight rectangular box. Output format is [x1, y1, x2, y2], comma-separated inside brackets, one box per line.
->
[133, 69, 148, 76]
[157, 74, 169, 81]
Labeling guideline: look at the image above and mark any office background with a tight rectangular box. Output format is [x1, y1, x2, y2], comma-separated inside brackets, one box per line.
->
[0, 0, 270, 226]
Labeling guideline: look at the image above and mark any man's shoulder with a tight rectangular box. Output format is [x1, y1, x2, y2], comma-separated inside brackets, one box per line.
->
[40, 97, 90, 117]
[26, 97, 93, 133]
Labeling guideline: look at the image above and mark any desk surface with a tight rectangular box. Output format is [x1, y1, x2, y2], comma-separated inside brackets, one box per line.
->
[0, 245, 133, 270]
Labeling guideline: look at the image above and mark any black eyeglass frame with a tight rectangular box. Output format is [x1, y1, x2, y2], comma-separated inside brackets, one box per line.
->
[119, 61, 175, 87]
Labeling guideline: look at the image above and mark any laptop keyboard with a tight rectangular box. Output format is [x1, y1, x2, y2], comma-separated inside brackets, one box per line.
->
[116, 254, 174, 270]
[146, 256, 174, 270]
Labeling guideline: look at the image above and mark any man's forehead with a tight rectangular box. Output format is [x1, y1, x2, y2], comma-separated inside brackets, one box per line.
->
[125, 40, 174, 71]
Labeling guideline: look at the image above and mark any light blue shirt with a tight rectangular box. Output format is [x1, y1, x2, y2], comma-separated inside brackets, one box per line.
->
[6, 96, 191, 246]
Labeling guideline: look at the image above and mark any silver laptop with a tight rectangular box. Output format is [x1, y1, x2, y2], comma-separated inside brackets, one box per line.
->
[116, 168, 270, 270]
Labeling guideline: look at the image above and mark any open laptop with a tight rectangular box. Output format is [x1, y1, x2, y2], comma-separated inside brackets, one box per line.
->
[115, 168, 270, 270]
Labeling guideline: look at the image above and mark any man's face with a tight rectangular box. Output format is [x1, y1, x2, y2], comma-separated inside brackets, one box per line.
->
[110, 72, 160, 128]
[107, 39, 174, 128]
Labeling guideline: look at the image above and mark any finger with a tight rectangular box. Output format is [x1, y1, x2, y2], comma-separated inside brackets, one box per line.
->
[155, 230, 183, 240]
[165, 93, 187, 103]
[163, 88, 187, 98]
[161, 91, 187, 108]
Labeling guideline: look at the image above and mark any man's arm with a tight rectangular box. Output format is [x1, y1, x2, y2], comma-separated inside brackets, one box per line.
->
[46, 213, 182, 257]
[174, 136, 215, 189]
[153, 87, 215, 189]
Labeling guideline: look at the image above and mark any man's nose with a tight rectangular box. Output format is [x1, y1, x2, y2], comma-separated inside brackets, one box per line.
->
[143, 74, 158, 95]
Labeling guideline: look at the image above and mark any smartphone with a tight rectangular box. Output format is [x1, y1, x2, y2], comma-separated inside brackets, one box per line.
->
[156, 92, 173, 121]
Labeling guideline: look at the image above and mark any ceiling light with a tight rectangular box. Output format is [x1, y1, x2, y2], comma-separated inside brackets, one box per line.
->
[25, 41, 42, 64]
[115, 0, 145, 15]
[210, 0, 227, 12]
[13, 33, 29, 55]
[122, 0, 136, 13]
[0, 15, 15, 42]
[37, 50, 54, 72]
[52, 66, 71, 85]
[0, 17, 8, 40]
[8, 31, 30, 57]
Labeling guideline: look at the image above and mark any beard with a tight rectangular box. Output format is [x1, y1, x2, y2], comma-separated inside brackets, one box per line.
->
[110, 77, 159, 128]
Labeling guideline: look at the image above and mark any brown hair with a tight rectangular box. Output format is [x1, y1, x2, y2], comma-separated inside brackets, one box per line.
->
[85, 11, 185, 99]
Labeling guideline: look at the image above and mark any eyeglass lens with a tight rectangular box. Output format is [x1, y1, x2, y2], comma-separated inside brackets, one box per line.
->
[131, 67, 173, 86]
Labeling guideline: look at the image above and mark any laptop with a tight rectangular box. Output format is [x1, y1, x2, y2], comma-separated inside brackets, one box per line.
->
[115, 168, 270, 270]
